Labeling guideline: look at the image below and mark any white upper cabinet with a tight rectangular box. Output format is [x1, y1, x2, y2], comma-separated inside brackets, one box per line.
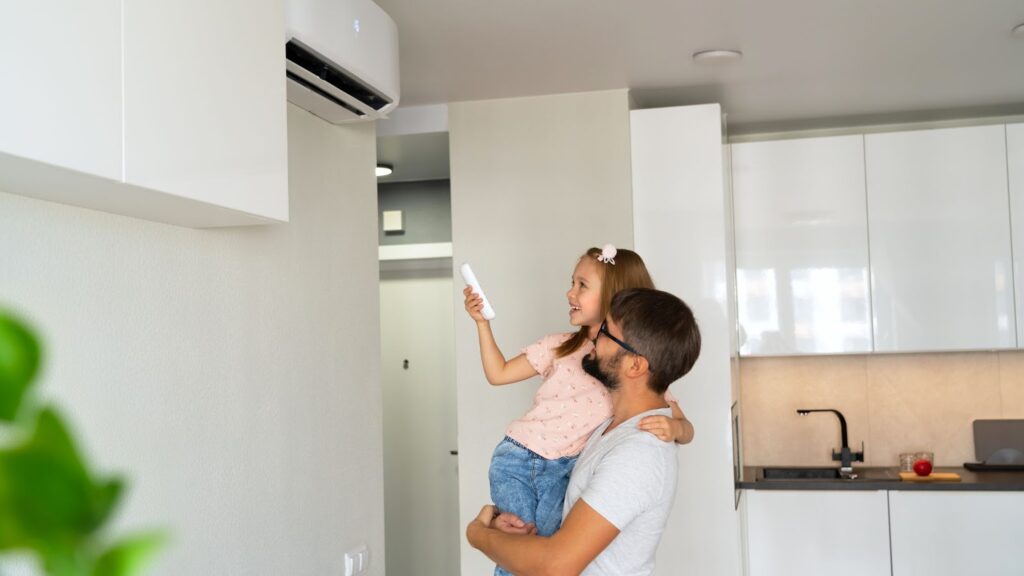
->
[1009, 123, 1024, 348]
[866, 125, 1015, 352]
[123, 0, 288, 222]
[0, 0, 122, 180]
[0, 1, 288, 227]
[732, 135, 872, 355]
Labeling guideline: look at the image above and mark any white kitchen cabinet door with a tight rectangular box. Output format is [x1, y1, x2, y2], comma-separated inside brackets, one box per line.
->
[732, 136, 872, 355]
[866, 125, 1015, 352]
[1008, 124, 1024, 348]
[744, 490, 891, 576]
[889, 491, 1024, 576]
[123, 0, 289, 222]
[0, 0, 121, 180]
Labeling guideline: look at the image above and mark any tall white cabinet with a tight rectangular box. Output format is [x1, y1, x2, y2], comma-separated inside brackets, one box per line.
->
[732, 135, 872, 355]
[1008, 123, 1024, 348]
[865, 125, 1015, 352]
[630, 104, 743, 576]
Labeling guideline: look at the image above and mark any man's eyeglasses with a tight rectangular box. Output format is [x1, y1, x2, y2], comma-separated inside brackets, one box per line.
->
[597, 320, 645, 364]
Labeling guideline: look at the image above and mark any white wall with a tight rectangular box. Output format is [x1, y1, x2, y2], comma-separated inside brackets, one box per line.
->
[0, 105, 385, 576]
[448, 90, 635, 575]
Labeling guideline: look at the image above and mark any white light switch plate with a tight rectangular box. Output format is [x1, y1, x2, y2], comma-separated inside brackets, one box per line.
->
[344, 544, 369, 576]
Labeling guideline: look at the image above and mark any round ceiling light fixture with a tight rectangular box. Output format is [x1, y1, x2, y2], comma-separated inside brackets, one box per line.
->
[376, 164, 393, 177]
[1013, 23, 1024, 37]
[692, 49, 743, 64]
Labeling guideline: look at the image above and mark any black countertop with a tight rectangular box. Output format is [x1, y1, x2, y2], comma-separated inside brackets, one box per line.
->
[738, 466, 1024, 491]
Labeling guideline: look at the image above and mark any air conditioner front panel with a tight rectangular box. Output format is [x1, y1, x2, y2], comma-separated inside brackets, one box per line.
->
[285, 0, 398, 110]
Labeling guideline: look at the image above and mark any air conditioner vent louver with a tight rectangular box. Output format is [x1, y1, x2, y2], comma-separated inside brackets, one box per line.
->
[286, 40, 390, 112]
[285, 70, 365, 117]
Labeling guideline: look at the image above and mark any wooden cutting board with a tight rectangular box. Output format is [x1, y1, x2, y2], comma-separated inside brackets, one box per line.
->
[899, 471, 961, 482]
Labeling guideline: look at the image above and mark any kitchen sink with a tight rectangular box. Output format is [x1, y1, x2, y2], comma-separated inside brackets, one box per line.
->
[758, 466, 901, 482]
[761, 467, 842, 480]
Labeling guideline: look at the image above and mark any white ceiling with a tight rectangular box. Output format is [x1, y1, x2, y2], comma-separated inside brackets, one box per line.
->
[375, 0, 1024, 132]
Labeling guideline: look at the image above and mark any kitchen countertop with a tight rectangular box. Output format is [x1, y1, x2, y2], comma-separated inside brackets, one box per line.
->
[738, 466, 1024, 491]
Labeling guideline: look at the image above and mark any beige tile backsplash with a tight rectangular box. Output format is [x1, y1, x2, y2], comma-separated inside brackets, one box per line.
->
[740, 350, 1024, 467]
[1000, 352, 1024, 418]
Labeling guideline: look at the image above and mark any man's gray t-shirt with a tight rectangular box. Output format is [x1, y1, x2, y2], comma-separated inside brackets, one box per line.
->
[562, 407, 678, 576]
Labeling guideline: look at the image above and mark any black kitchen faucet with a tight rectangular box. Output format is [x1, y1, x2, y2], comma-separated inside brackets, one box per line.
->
[797, 408, 865, 478]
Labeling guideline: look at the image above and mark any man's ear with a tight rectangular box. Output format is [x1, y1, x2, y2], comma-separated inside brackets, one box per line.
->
[625, 354, 650, 379]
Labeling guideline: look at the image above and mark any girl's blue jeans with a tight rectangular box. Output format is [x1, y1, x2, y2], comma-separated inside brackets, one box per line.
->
[488, 436, 578, 576]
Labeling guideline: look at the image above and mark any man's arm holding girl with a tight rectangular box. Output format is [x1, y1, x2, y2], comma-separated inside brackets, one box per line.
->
[467, 499, 618, 576]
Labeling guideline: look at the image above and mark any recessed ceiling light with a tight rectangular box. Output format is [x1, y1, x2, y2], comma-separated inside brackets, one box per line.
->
[1013, 23, 1024, 37]
[692, 49, 743, 64]
[376, 164, 393, 177]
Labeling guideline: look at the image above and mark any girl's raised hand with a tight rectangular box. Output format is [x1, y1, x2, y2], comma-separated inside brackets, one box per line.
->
[463, 285, 488, 322]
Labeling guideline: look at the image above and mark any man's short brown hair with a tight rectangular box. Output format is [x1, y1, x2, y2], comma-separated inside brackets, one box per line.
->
[610, 288, 701, 395]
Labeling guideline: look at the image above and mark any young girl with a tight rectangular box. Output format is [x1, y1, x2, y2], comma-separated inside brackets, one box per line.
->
[464, 245, 693, 575]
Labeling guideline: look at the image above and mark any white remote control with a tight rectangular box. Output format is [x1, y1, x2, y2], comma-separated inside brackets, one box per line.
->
[460, 263, 496, 320]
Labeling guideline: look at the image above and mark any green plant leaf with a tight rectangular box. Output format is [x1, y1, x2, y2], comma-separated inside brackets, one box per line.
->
[0, 444, 95, 546]
[27, 408, 89, 478]
[0, 311, 41, 421]
[37, 544, 90, 576]
[0, 311, 166, 575]
[91, 532, 167, 576]
[30, 409, 126, 530]
[0, 409, 125, 551]
[89, 477, 125, 530]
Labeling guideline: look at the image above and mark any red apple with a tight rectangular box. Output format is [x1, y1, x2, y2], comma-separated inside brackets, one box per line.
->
[913, 459, 933, 476]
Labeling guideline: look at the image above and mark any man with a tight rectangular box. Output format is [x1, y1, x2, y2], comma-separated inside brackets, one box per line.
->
[467, 287, 702, 576]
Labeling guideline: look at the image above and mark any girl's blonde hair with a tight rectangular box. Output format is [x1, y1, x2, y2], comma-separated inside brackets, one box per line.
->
[554, 247, 655, 358]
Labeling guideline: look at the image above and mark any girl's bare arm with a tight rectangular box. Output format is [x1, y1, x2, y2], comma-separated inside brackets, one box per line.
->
[465, 286, 537, 385]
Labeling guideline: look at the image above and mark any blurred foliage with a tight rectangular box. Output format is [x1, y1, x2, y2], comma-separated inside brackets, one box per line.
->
[0, 310, 165, 575]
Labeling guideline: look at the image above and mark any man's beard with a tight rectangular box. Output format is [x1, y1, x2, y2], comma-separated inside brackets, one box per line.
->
[582, 351, 622, 391]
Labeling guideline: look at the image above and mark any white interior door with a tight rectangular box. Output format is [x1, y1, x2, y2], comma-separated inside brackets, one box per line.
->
[380, 265, 460, 576]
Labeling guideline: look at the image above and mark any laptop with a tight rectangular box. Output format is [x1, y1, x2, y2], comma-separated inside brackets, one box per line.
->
[965, 419, 1024, 471]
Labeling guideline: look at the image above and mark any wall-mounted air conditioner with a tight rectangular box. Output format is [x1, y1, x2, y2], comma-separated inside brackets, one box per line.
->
[286, 0, 400, 124]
